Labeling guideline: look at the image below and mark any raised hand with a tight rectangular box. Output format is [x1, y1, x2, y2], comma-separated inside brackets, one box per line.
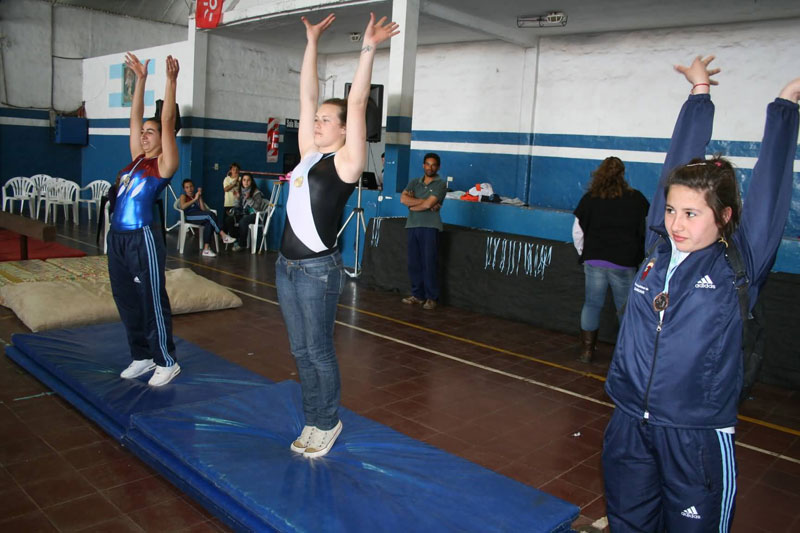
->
[302, 13, 335, 43]
[779, 77, 800, 103]
[166, 55, 180, 82]
[125, 52, 150, 80]
[362, 12, 400, 48]
[674, 55, 720, 91]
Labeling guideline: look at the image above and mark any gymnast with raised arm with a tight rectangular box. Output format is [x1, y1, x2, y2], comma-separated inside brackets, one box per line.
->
[108, 53, 182, 387]
[276, 12, 399, 458]
[602, 56, 800, 531]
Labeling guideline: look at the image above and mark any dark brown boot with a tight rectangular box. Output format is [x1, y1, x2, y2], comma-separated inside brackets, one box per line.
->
[579, 329, 598, 363]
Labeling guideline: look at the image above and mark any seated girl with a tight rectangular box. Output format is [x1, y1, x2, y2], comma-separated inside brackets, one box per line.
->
[179, 178, 236, 257]
[232, 173, 269, 252]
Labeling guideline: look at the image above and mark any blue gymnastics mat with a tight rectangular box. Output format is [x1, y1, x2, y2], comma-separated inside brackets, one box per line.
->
[6, 323, 579, 532]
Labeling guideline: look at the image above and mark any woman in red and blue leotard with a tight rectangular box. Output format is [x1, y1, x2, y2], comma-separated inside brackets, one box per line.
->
[107, 53, 182, 388]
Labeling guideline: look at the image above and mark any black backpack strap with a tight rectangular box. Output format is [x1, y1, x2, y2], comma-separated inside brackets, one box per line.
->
[722, 238, 750, 322]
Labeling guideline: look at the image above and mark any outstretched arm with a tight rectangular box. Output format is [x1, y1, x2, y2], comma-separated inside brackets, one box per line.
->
[125, 52, 149, 160]
[646, 55, 717, 245]
[158, 55, 180, 178]
[297, 14, 335, 158]
[334, 13, 399, 184]
[738, 77, 800, 287]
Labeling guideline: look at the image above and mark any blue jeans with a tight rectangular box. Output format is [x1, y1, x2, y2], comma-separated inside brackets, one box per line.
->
[185, 211, 222, 243]
[581, 264, 636, 331]
[276, 251, 345, 430]
[407, 227, 440, 300]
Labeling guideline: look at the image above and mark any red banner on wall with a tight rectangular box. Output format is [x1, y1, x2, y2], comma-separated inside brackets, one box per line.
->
[197, 0, 224, 29]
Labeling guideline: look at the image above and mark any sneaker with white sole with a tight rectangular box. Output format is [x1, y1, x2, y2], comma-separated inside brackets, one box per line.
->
[120, 359, 156, 379]
[148, 363, 181, 387]
[222, 234, 237, 244]
[290, 425, 317, 453]
[303, 420, 342, 458]
[202, 248, 217, 257]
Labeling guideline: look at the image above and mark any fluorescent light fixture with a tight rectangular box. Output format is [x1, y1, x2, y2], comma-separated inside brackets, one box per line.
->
[517, 12, 567, 28]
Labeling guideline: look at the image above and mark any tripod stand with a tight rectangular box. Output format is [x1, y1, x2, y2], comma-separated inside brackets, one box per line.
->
[337, 178, 366, 278]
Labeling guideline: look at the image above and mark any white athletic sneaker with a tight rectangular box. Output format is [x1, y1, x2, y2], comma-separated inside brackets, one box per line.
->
[222, 234, 237, 244]
[290, 425, 317, 454]
[202, 248, 217, 257]
[303, 420, 342, 458]
[148, 363, 181, 387]
[120, 359, 156, 379]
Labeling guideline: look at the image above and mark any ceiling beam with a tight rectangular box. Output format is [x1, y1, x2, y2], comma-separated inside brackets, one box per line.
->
[221, 0, 387, 27]
[420, 1, 537, 48]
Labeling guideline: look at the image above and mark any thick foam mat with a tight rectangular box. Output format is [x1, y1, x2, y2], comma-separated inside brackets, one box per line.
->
[6, 323, 579, 532]
[7, 322, 272, 439]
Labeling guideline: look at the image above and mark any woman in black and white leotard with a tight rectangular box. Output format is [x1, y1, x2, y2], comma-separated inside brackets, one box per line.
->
[276, 12, 399, 459]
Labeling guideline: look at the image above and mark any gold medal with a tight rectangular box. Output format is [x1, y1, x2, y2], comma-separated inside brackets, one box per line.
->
[294, 176, 304, 188]
[653, 292, 669, 312]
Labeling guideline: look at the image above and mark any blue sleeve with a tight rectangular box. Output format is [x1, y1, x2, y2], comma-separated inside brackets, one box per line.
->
[736, 97, 799, 290]
[646, 94, 715, 249]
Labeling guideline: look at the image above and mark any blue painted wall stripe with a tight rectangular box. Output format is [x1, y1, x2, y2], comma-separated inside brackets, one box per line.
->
[182, 117, 267, 133]
[89, 118, 130, 128]
[386, 116, 412, 133]
[533, 133, 670, 152]
[413, 130, 531, 145]
[109, 64, 123, 79]
[0, 108, 49, 119]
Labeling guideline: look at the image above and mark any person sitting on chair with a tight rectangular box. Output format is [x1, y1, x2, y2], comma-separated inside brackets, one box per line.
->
[179, 178, 236, 257]
[232, 174, 269, 252]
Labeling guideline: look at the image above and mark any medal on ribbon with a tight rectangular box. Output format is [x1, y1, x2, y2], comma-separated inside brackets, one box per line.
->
[653, 292, 669, 312]
[294, 176, 304, 188]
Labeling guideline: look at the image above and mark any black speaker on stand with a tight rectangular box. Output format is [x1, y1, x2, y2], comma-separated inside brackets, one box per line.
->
[154, 99, 182, 133]
[339, 84, 383, 277]
[344, 83, 383, 142]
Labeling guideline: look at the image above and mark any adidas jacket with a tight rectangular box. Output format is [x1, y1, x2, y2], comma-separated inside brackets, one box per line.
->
[605, 94, 799, 429]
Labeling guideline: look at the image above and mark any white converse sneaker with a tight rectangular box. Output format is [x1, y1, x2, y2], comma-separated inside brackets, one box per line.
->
[148, 363, 181, 387]
[120, 359, 156, 379]
[222, 234, 237, 244]
[290, 425, 317, 454]
[303, 420, 342, 458]
[202, 248, 217, 257]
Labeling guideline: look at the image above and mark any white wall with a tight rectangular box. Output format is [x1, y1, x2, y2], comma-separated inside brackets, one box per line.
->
[83, 42, 194, 123]
[323, 40, 528, 132]
[205, 34, 306, 123]
[535, 18, 800, 141]
[0, 0, 186, 113]
[320, 17, 800, 142]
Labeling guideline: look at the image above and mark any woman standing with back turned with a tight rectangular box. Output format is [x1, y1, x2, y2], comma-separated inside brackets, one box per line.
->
[276, 13, 399, 458]
[573, 156, 649, 363]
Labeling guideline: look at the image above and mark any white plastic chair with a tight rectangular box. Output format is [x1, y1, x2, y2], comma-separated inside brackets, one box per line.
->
[247, 206, 270, 254]
[44, 179, 80, 225]
[173, 198, 219, 254]
[102, 201, 111, 254]
[2, 177, 36, 217]
[30, 174, 53, 219]
[79, 180, 111, 224]
[256, 181, 284, 253]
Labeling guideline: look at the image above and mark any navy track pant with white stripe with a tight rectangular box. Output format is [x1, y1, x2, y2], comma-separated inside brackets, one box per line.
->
[107, 226, 176, 367]
[602, 409, 736, 532]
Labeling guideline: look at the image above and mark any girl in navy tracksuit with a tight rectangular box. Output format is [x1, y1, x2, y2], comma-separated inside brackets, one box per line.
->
[603, 56, 800, 531]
